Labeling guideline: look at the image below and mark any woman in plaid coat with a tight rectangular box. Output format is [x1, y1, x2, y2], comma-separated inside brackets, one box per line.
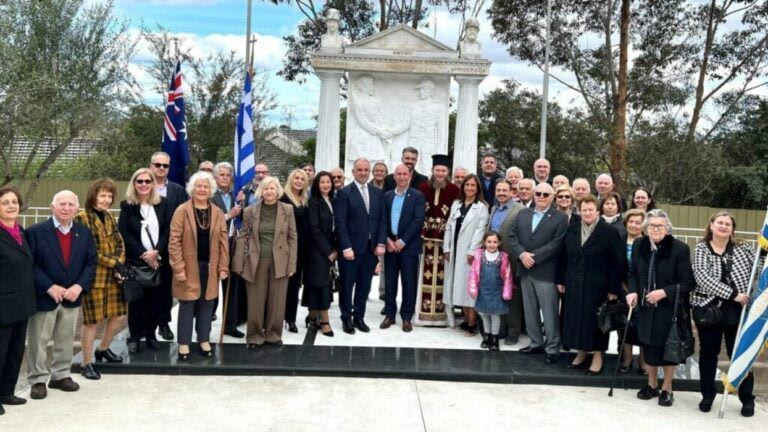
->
[74, 179, 126, 380]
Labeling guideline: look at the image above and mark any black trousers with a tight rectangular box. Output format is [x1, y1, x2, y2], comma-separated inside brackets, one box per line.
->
[0, 319, 27, 396]
[284, 263, 304, 324]
[159, 264, 173, 324]
[698, 322, 754, 401]
[128, 272, 167, 340]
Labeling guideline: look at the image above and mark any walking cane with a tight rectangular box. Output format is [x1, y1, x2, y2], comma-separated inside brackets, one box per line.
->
[608, 304, 634, 397]
[217, 275, 233, 355]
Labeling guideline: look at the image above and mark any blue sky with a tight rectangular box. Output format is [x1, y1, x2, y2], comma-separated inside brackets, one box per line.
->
[112, 0, 563, 130]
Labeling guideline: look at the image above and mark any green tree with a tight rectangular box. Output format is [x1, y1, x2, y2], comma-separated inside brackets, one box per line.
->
[0, 0, 137, 206]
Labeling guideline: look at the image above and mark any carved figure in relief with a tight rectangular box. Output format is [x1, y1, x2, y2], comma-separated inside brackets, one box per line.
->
[348, 75, 393, 166]
[459, 18, 482, 60]
[320, 8, 344, 52]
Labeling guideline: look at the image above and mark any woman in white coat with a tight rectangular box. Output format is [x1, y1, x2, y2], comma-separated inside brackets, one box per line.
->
[443, 174, 489, 333]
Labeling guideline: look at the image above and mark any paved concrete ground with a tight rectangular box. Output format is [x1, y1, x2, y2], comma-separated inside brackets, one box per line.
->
[2, 376, 764, 431]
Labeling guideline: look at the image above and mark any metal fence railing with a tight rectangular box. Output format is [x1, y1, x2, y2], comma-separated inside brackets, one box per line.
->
[20, 207, 121, 228]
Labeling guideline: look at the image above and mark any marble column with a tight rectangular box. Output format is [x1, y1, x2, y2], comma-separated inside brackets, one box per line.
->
[452, 76, 484, 174]
[314, 70, 344, 171]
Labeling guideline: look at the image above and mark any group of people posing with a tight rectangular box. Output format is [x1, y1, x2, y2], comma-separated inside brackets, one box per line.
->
[0, 148, 761, 417]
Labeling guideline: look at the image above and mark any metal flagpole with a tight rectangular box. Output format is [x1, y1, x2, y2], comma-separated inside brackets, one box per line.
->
[245, 0, 253, 70]
[717, 205, 768, 418]
[539, 0, 551, 159]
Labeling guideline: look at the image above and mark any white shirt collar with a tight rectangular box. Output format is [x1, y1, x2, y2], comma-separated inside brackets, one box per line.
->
[53, 217, 73, 234]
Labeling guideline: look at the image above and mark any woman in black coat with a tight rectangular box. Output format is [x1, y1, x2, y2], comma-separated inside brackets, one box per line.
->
[0, 187, 36, 415]
[557, 195, 624, 375]
[280, 169, 310, 333]
[118, 168, 169, 353]
[302, 172, 337, 337]
[627, 209, 694, 407]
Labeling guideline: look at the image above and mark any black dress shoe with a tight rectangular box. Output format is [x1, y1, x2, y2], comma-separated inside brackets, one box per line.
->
[545, 354, 560, 364]
[286, 322, 298, 333]
[158, 324, 174, 341]
[145, 338, 160, 350]
[658, 390, 674, 407]
[585, 364, 604, 376]
[699, 397, 714, 412]
[342, 320, 355, 335]
[741, 396, 755, 417]
[353, 319, 370, 333]
[224, 329, 245, 338]
[95, 348, 123, 363]
[198, 345, 213, 357]
[519, 345, 545, 354]
[0, 395, 25, 405]
[637, 385, 660, 400]
[127, 339, 139, 354]
[402, 321, 413, 333]
[81, 363, 101, 380]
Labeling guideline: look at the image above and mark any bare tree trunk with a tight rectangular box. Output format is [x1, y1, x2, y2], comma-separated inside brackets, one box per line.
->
[380, 0, 389, 30]
[610, 0, 630, 193]
[412, 0, 423, 28]
[687, 0, 718, 145]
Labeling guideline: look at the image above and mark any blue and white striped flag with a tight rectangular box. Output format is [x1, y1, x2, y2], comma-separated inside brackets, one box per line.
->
[234, 71, 255, 201]
[724, 211, 768, 391]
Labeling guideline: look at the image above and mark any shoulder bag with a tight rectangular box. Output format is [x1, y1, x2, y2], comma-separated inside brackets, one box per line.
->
[663, 284, 695, 363]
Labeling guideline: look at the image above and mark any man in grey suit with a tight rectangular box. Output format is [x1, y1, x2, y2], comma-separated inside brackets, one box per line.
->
[509, 182, 567, 364]
[488, 180, 526, 345]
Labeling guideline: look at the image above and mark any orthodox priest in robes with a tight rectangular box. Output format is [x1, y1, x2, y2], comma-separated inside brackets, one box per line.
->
[417, 154, 459, 326]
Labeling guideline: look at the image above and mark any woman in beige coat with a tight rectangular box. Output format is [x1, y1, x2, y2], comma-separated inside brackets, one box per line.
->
[169, 172, 229, 360]
[234, 176, 297, 348]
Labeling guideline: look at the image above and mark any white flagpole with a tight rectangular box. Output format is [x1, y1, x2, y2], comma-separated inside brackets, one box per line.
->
[717, 205, 768, 419]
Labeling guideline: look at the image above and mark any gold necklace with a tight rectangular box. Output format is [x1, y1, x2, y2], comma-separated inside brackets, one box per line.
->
[194, 207, 210, 230]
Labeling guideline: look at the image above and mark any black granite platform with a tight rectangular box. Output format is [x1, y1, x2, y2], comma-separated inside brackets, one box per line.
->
[72, 342, 709, 392]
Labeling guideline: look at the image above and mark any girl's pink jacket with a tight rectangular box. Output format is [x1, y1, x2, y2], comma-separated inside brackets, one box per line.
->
[467, 248, 514, 301]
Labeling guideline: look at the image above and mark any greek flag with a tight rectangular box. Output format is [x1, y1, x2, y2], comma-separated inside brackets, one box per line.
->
[234, 71, 255, 197]
[724, 211, 768, 390]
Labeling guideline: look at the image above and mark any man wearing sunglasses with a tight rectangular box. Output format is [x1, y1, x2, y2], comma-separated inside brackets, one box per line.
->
[149, 151, 188, 341]
[236, 163, 270, 207]
[509, 182, 568, 364]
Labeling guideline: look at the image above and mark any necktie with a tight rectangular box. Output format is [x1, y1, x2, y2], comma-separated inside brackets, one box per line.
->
[360, 185, 370, 213]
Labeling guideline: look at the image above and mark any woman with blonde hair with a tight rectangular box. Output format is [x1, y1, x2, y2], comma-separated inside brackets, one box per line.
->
[281, 169, 309, 332]
[236, 176, 297, 347]
[119, 168, 168, 354]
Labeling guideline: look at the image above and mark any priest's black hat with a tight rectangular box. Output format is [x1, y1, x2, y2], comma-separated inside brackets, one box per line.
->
[431, 154, 451, 168]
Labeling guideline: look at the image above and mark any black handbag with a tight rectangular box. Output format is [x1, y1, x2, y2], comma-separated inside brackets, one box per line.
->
[130, 225, 160, 288]
[692, 301, 723, 327]
[596, 299, 629, 334]
[663, 285, 695, 363]
[115, 263, 144, 302]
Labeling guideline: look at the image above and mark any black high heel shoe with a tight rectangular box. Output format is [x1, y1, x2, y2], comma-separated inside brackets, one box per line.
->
[319, 321, 334, 337]
[95, 348, 123, 363]
[198, 344, 213, 358]
[178, 348, 190, 362]
[585, 363, 604, 376]
[286, 321, 298, 333]
[305, 316, 316, 328]
[567, 354, 591, 369]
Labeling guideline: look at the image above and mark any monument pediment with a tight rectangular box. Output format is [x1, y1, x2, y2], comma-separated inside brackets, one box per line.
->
[345, 24, 458, 59]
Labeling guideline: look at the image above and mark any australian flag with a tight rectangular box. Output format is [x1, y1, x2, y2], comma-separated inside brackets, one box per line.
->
[162, 60, 190, 185]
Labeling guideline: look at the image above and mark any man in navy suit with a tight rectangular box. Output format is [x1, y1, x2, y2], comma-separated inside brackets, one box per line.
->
[150, 151, 188, 340]
[480, 154, 501, 206]
[380, 164, 426, 332]
[334, 158, 386, 334]
[25, 191, 97, 400]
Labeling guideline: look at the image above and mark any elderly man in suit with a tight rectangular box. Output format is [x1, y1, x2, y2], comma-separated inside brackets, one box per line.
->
[488, 180, 526, 345]
[149, 151, 188, 341]
[210, 162, 245, 338]
[25, 191, 97, 400]
[380, 164, 426, 332]
[509, 182, 568, 364]
[334, 158, 386, 334]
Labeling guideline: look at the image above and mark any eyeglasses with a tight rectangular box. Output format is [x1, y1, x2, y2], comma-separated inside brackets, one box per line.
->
[331, 175, 343, 180]
[648, 224, 666, 231]
[255, 170, 269, 175]
[535, 192, 551, 198]
[134, 179, 153, 185]
[152, 163, 170, 169]
[556, 195, 571, 199]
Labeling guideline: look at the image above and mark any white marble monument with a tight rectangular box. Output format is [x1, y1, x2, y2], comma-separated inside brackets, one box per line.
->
[311, 11, 490, 176]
